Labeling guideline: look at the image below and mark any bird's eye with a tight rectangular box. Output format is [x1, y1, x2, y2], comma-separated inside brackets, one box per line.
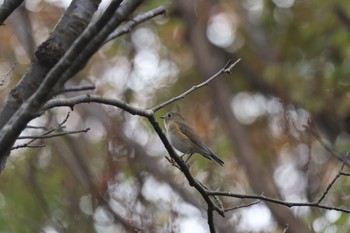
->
[167, 113, 172, 118]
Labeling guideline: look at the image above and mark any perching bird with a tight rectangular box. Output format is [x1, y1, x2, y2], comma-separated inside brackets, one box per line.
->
[161, 112, 224, 166]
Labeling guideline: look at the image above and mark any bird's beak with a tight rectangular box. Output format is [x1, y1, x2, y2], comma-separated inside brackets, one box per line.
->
[160, 115, 165, 119]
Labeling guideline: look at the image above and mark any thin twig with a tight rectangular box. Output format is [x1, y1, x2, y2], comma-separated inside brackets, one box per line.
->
[12, 128, 57, 150]
[103, 6, 166, 46]
[208, 155, 350, 214]
[57, 85, 96, 94]
[340, 172, 350, 176]
[11, 143, 46, 149]
[303, 118, 346, 163]
[26, 125, 48, 130]
[317, 153, 349, 204]
[151, 59, 241, 112]
[209, 190, 350, 213]
[0, 62, 16, 86]
[224, 201, 261, 212]
[197, 179, 224, 213]
[13, 111, 71, 149]
[43, 94, 151, 117]
[59, 111, 71, 127]
[17, 128, 90, 139]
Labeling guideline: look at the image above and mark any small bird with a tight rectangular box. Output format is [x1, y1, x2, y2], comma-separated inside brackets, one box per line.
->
[161, 112, 224, 166]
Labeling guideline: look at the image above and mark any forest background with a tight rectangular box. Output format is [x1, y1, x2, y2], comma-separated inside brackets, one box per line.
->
[0, 0, 350, 233]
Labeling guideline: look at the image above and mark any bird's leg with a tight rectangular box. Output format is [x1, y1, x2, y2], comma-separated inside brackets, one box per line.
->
[180, 153, 187, 159]
[165, 156, 180, 168]
[184, 153, 193, 164]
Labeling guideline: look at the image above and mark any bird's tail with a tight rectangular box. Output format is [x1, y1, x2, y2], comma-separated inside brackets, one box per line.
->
[198, 143, 224, 166]
[203, 146, 224, 166]
[209, 151, 224, 166]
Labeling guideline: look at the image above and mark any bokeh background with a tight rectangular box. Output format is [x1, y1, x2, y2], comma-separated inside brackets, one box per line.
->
[0, 0, 350, 232]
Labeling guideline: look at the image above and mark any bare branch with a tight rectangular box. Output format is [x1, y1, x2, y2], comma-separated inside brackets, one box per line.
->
[0, 0, 145, 165]
[58, 111, 71, 127]
[316, 153, 349, 204]
[224, 201, 261, 213]
[51, 0, 143, 92]
[151, 58, 241, 112]
[13, 111, 73, 150]
[42, 94, 149, 117]
[103, 6, 167, 46]
[26, 125, 49, 130]
[208, 191, 350, 213]
[12, 143, 42, 150]
[207, 154, 350, 213]
[303, 118, 348, 164]
[17, 128, 90, 140]
[0, 0, 24, 25]
[57, 84, 96, 94]
[0, 62, 16, 86]
[12, 128, 57, 150]
[0, 0, 101, 169]
[207, 205, 216, 233]
[340, 172, 350, 176]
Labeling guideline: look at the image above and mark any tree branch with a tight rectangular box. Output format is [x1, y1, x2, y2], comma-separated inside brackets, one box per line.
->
[151, 59, 241, 112]
[0, 0, 100, 131]
[208, 191, 350, 213]
[12, 111, 87, 150]
[303, 118, 347, 163]
[0, 0, 101, 170]
[43, 94, 149, 116]
[207, 205, 216, 233]
[224, 201, 261, 213]
[103, 6, 167, 46]
[17, 128, 90, 140]
[316, 153, 349, 204]
[0, 62, 16, 86]
[208, 155, 350, 214]
[0, 0, 145, 169]
[0, 0, 24, 25]
[57, 84, 96, 94]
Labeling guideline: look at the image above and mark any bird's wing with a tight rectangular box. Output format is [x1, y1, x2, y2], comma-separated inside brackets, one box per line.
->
[179, 125, 201, 144]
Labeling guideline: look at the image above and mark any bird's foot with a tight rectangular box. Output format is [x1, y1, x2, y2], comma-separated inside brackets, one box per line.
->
[165, 156, 180, 168]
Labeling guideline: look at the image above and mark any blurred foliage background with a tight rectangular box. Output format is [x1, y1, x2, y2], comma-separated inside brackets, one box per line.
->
[1, 0, 350, 232]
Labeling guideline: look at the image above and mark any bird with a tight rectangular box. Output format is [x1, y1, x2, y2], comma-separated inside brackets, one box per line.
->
[161, 112, 224, 166]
